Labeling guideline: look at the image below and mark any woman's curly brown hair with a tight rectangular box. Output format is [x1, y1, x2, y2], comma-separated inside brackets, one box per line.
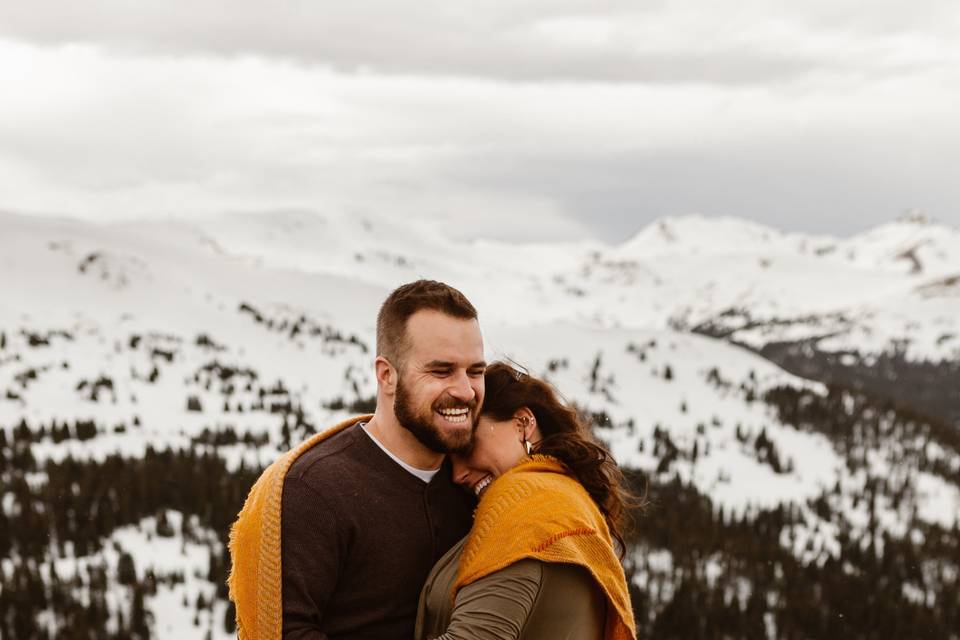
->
[480, 361, 644, 557]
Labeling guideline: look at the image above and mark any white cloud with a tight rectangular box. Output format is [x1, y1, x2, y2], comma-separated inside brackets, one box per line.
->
[2, 1, 959, 84]
[1, 2, 959, 239]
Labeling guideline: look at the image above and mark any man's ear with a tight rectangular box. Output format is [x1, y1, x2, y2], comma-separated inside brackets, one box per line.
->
[375, 356, 397, 396]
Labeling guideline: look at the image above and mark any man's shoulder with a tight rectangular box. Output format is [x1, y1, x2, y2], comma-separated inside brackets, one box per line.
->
[285, 421, 369, 483]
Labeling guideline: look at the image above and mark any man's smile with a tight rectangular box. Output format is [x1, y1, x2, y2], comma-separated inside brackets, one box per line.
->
[436, 407, 469, 424]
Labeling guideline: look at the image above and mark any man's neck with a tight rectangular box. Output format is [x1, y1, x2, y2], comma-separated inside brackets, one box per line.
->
[364, 413, 444, 471]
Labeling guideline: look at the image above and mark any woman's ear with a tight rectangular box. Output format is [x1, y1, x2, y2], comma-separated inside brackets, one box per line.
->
[513, 407, 536, 440]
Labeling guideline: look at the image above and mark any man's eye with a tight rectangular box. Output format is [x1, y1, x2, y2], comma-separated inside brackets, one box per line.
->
[468, 369, 484, 377]
[431, 370, 452, 377]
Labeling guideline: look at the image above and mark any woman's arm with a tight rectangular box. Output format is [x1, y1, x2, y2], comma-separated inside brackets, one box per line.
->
[430, 559, 544, 640]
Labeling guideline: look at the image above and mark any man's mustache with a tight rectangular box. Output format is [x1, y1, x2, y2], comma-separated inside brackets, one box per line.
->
[432, 397, 479, 412]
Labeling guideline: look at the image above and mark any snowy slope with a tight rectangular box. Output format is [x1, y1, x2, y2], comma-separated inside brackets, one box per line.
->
[173, 210, 960, 362]
[2, 209, 959, 638]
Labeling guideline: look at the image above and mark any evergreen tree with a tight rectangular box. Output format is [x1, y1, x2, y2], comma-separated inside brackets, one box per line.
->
[117, 552, 137, 585]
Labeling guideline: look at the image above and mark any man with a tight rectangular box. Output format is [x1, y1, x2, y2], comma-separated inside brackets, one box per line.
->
[228, 280, 485, 640]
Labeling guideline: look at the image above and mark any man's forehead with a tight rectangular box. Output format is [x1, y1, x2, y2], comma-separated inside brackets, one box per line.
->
[404, 310, 484, 361]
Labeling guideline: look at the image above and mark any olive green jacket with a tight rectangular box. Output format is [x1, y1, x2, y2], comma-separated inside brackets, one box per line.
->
[415, 536, 606, 640]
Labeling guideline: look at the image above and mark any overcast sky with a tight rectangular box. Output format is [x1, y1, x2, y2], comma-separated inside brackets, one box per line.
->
[2, 1, 958, 243]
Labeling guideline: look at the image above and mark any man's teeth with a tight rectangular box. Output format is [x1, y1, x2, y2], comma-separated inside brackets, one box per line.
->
[474, 476, 492, 496]
[438, 408, 469, 423]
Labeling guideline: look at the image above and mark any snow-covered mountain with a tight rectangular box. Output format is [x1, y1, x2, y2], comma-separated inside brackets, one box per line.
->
[2, 210, 958, 638]
[180, 209, 960, 362]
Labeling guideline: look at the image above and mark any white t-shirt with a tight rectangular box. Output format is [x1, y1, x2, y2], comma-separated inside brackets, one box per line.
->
[360, 422, 441, 483]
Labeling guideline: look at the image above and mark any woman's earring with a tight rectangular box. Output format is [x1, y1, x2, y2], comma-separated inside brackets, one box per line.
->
[524, 439, 532, 455]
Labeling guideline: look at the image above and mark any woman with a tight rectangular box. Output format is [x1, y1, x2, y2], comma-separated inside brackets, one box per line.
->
[415, 362, 639, 640]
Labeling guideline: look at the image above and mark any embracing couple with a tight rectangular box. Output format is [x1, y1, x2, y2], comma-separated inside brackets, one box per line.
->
[228, 280, 637, 640]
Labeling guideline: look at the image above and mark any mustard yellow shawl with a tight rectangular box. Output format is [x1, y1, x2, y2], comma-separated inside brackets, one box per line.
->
[227, 414, 372, 640]
[454, 455, 637, 640]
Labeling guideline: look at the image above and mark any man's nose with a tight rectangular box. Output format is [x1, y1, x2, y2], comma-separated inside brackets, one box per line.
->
[447, 370, 475, 402]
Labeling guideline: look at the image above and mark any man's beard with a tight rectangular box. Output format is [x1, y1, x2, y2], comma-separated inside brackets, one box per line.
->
[394, 375, 475, 455]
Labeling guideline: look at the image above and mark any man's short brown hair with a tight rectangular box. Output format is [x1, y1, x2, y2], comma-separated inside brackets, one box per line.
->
[376, 280, 478, 369]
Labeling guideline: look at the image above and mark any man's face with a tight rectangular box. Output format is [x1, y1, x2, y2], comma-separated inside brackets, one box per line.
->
[391, 309, 486, 454]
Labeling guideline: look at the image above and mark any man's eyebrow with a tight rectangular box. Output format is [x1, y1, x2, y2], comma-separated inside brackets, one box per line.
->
[422, 360, 488, 369]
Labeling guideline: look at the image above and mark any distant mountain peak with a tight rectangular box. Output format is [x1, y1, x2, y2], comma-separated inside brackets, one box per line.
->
[617, 214, 784, 257]
[896, 209, 936, 226]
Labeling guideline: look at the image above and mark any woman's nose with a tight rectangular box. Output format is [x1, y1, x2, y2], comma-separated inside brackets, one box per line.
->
[450, 456, 472, 485]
